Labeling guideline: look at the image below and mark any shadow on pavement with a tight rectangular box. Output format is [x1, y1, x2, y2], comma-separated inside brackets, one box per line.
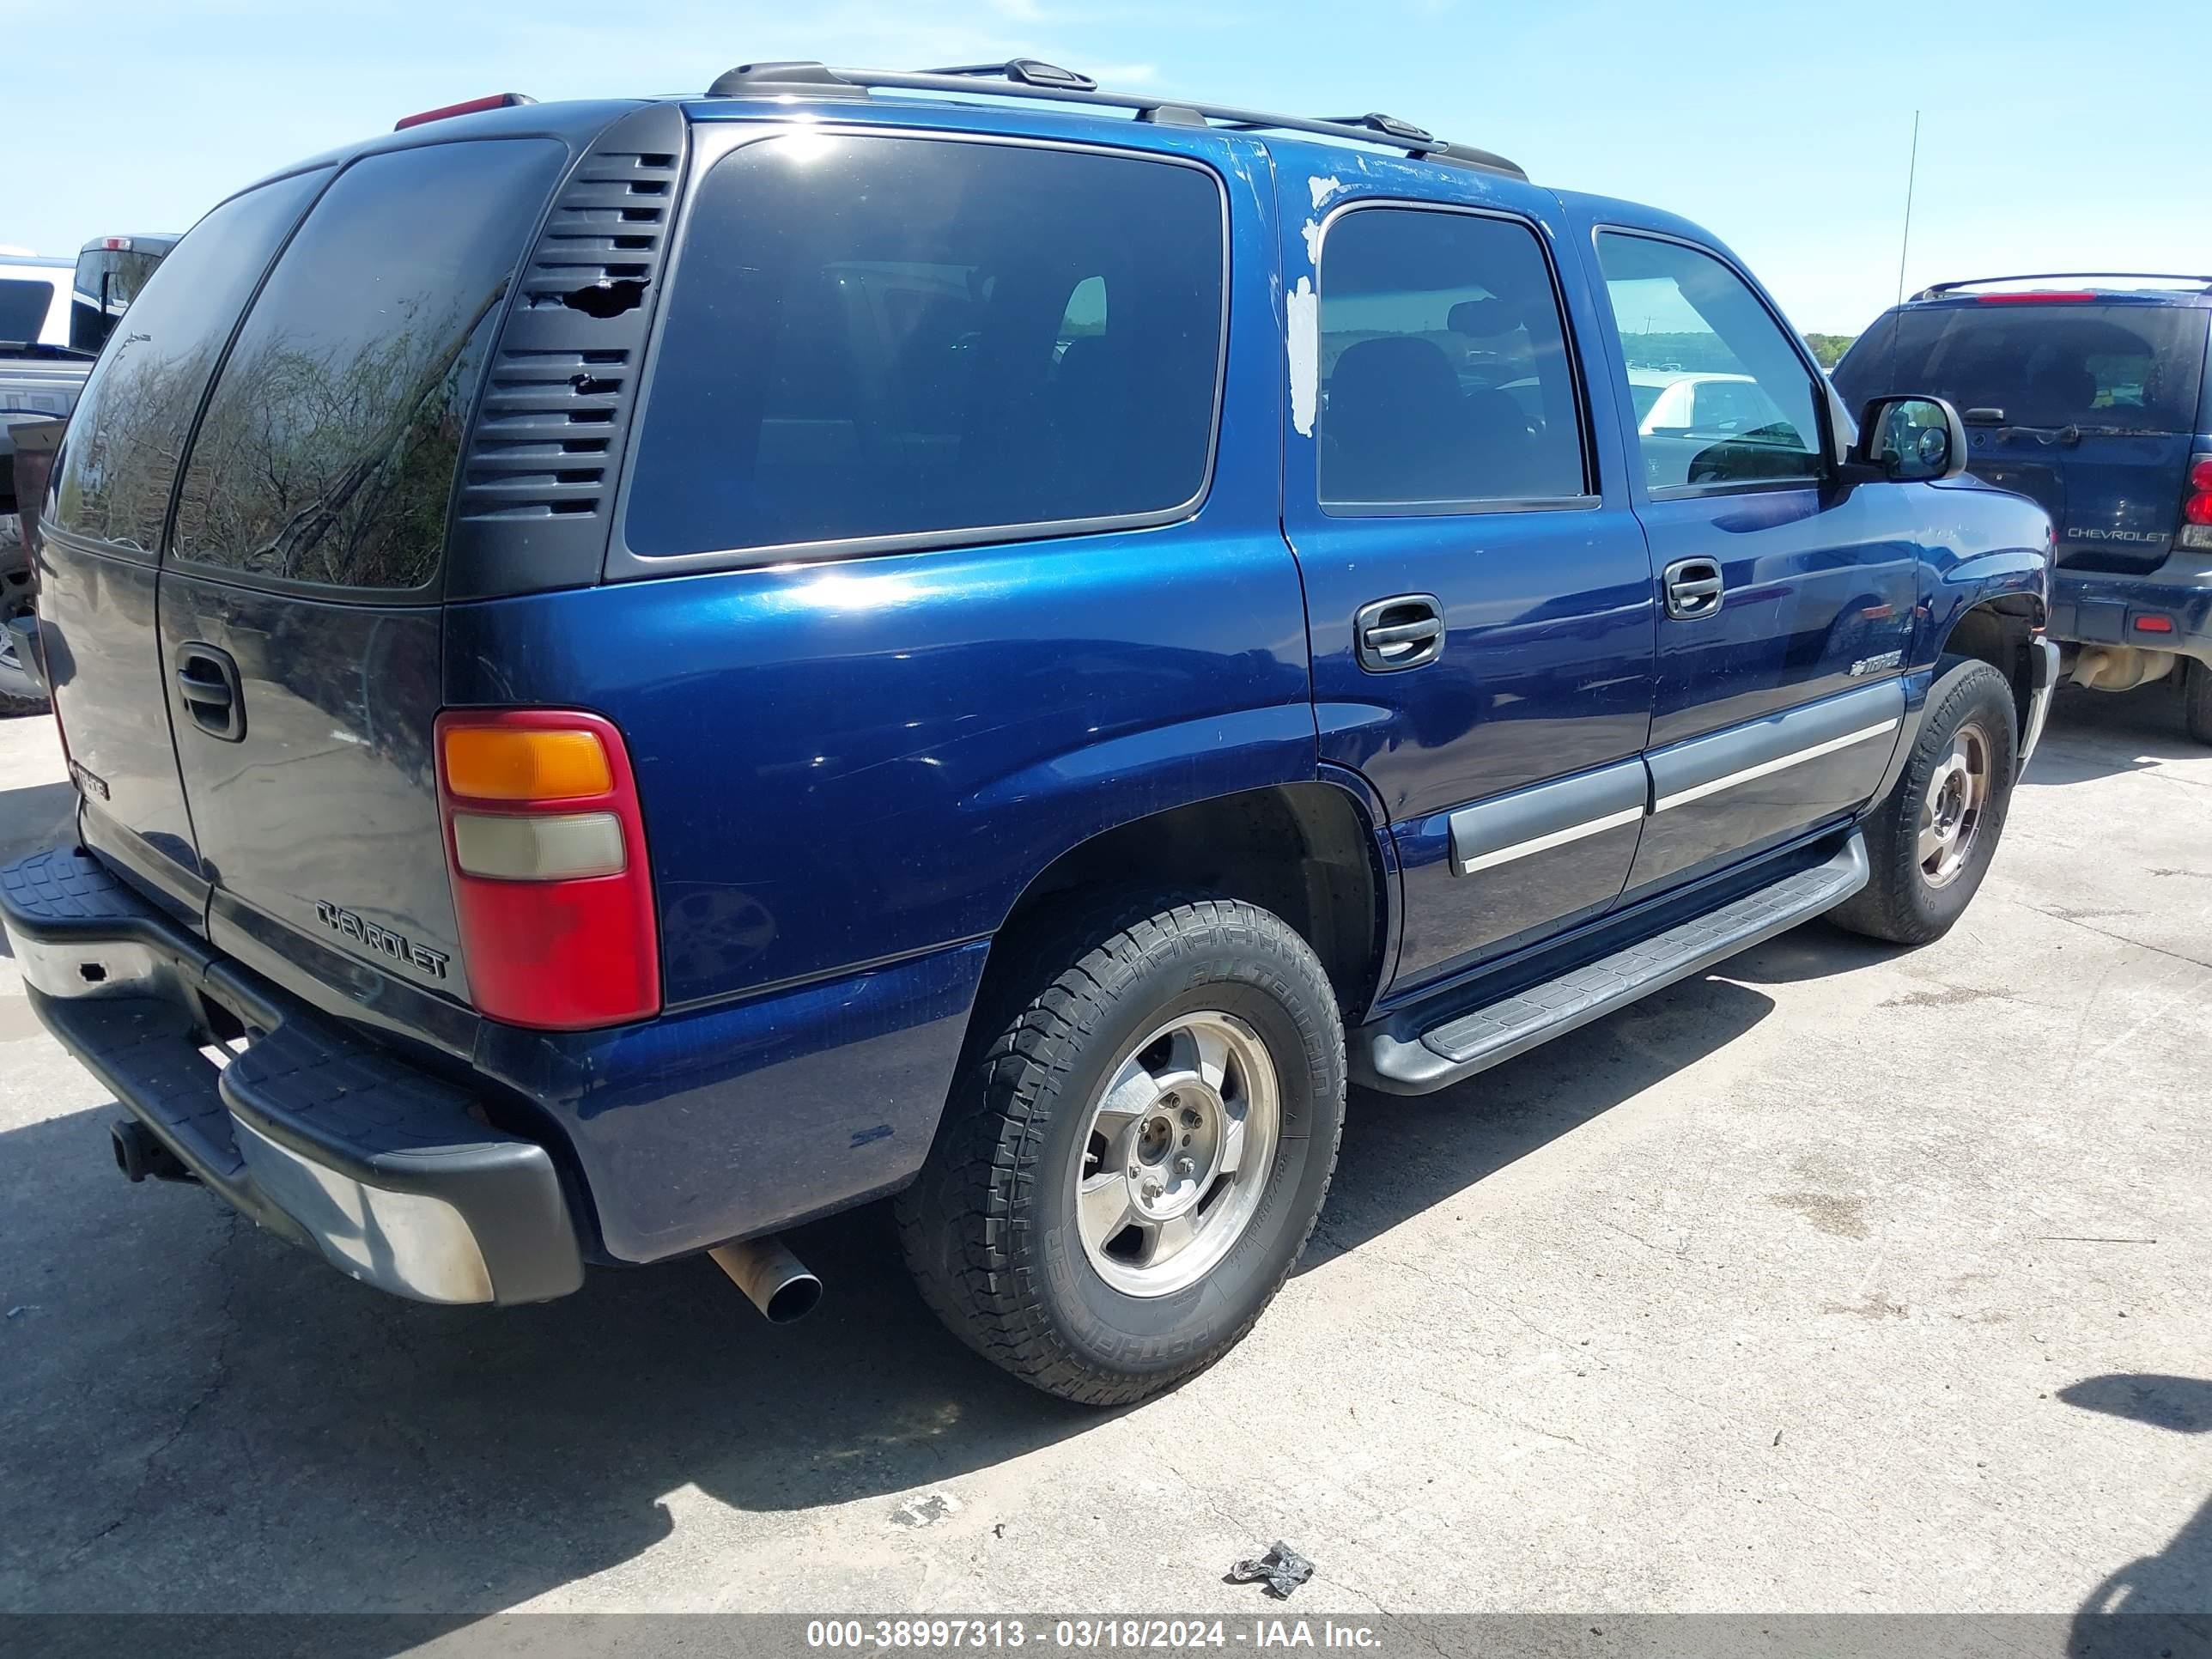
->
[2062, 1375, 2212, 1649]
[1310, 971, 1774, 1268]
[2025, 682, 2203, 788]
[0, 927, 1858, 1622]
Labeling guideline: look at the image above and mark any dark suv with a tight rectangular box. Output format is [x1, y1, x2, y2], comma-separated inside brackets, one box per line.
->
[3, 61, 2055, 1403]
[1835, 275, 2212, 740]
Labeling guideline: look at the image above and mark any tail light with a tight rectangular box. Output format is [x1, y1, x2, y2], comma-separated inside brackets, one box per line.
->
[434, 710, 659, 1030]
[2181, 454, 2212, 551]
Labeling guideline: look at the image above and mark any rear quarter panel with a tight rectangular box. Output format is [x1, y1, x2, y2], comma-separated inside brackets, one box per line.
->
[440, 113, 1328, 1261]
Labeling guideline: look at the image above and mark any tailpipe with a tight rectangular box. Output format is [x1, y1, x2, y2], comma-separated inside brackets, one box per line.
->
[709, 1236, 823, 1323]
[111, 1119, 192, 1184]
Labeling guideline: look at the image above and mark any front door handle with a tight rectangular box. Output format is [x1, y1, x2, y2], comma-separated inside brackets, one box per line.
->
[1662, 557, 1724, 621]
[174, 643, 246, 741]
[1354, 593, 1445, 672]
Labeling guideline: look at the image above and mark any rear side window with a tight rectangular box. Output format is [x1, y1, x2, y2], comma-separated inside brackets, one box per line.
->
[1833, 303, 2208, 433]
[1595, 232, 1825, 491]
[624, 135, 1225, 560]
[0, 276, 58, 345]
[171, 138, 566, 591]
[49, 171, 328, 551]
[1317, 207, 1588, 510]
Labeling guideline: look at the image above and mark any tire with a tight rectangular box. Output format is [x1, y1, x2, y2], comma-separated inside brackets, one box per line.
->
[1828, 655, 2018, 946]
[0, 525, 49, 717]
[896, 896, 1346, 1406]
[2184, 659, 2212, 747]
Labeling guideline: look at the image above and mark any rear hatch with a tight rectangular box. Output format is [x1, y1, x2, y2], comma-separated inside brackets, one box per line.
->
[40, 134, 569, 1009]
[1837, 299, 2209, 573]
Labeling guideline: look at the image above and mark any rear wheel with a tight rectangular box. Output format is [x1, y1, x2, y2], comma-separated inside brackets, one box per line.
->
[1829, 656, 2019, 945]
[2184, 659, 2212, 746]
[896, 896, 1344, 1405]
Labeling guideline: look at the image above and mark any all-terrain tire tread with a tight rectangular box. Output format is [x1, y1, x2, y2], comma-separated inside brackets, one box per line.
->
[895, 896, 1344, 1406]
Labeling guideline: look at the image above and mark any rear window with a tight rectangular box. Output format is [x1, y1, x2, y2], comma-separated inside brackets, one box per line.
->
[1834, 302, 2209, 432]
[50, 171, 330, 551]
[624, 134, 1226, 561]
[170, 138, 566, 591]
[0, 276, 58, 346]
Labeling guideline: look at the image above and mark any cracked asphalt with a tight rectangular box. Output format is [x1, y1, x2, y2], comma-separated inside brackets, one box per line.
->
[1, 685, 2208, 1621]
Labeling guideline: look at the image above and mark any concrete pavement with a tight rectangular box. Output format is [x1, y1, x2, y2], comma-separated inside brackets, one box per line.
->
[0, 686, 2206, 1622]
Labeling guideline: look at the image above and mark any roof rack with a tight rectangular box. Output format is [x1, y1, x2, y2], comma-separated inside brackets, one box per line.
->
[1916, 271, 2212, 300]
[702, 58, 1527, 180]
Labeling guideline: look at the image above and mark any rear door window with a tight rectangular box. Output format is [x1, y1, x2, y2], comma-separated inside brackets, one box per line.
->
[1836, 303, 2208, 432]
[0, 276, 58, 345]
[170, 138, 566, 591]
[1316, 206, 1589, 510]
[623, 134, 1226, 561]
[48, 170, 330, 553]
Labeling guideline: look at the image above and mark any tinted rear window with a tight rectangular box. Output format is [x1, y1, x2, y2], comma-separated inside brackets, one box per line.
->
[1834, 302, 2209, 432]
[171, 138, 565, 591]
[0, 276, 58, 345]
[50, 171, 330, 551]
[625, 134, 1225, 560]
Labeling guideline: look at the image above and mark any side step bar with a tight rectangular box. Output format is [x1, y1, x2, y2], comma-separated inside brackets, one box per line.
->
[1356, 834, 1869, 1096]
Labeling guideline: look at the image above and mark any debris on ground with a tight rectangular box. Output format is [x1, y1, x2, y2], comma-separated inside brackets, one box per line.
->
[890, 1492, 963, 1528]
[1226, 1540, 1315, 1599]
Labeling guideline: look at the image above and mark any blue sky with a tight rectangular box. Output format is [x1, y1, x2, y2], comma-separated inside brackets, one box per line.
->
[8, 0, 2203, 333]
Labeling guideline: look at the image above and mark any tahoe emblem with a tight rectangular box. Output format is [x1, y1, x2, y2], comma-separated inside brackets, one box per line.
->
[313, 900, 451, 981]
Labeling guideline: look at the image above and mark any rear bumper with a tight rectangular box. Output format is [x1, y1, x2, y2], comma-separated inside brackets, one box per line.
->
[2051, 561, 2212, 664]
[0, 846, 583, 1305]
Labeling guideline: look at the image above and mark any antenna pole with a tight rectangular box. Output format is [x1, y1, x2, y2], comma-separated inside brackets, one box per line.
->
[1894, 110, 1921, 305]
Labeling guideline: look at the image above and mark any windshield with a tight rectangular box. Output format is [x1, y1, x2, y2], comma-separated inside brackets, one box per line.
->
[0, 276, 60, 346]
[1838, 302, 2208, 431]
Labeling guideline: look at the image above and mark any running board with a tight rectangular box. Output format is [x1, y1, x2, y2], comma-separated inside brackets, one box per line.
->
[1356, 834, 1869, 1096]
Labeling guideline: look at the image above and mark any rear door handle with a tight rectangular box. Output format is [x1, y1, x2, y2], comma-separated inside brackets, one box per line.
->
[1662, 558, 1724, 622]
[1354, 594, 1445, 672]
[174, 643, 246, 741]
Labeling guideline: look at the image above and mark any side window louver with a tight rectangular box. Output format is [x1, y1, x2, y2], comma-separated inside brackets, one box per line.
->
[449, 103, 686, 596]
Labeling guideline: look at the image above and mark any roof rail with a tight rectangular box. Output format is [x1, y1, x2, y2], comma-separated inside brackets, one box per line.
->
[700, 58, 1528, 180]
[1916, 271, 2212, 300]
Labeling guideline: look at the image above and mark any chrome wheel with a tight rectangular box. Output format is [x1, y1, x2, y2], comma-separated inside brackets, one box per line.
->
[1073, 1010, 1281, 1298]
[1918, 720, 1991, 889]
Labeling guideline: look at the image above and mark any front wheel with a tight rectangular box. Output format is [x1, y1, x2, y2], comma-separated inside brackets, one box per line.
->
[896, 896, 1345, 1405]
[1829, 656, 2019, 946]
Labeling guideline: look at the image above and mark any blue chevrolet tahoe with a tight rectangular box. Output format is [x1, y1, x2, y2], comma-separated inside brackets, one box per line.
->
[1835, 275, 2212, 742]
[1, 61, 2056, 1404]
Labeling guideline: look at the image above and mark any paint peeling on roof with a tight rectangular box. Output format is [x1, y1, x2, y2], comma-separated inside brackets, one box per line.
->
[1309, 175, 1348, 211]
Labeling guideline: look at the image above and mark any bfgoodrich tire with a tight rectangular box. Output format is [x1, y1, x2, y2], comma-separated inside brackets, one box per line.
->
[1829, 656, 2019, 946]
[896, 896, 1345, 1406]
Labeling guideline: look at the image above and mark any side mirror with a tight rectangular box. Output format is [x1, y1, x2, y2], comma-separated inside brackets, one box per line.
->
[1852, 394, 1970, 483]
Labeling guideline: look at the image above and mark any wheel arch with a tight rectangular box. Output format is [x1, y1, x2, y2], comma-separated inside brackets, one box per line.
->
[966, 778, 1396, 1059]
[1932, 588, 2047, 743]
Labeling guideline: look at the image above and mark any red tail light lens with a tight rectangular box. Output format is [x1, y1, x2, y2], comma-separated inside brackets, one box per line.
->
[434, 710, 659, 1030]
[2183, 455, 2212, 549]
[1973, 290, 2097, 303]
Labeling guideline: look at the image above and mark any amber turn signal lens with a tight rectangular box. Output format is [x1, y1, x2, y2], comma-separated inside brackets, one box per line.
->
[441, 726, 612, 801]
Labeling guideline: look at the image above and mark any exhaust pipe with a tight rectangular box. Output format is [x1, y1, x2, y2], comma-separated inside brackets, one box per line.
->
[709, 1236, 823, 1324]
[111, 1119, 191, 1184]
